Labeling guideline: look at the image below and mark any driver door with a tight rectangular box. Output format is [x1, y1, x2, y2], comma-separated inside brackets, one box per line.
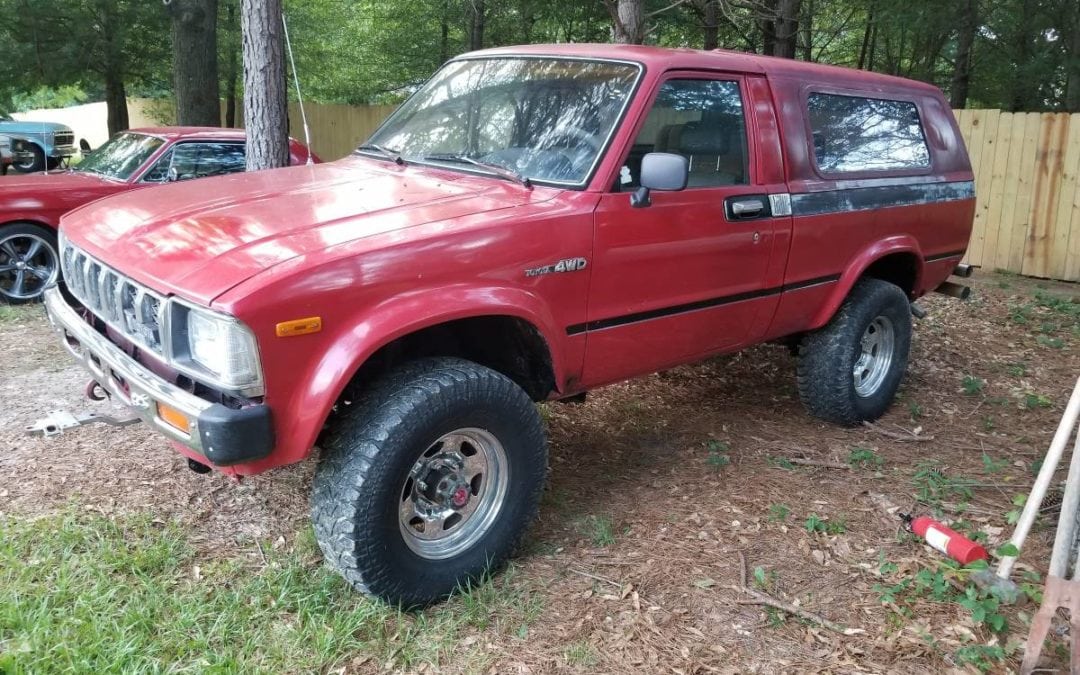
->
[581, 74, 785, 387]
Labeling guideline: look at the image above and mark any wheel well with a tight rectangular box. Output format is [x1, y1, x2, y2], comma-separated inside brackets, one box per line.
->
[862, 253, 919, 297]
[344, 316, 557, 402]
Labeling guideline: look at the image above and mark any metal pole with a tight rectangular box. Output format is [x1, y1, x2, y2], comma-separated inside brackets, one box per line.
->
[998, 376, 1080, 579]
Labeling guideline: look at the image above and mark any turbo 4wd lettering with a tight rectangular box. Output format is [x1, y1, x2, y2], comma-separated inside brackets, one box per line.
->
[525, 257, 588, 278]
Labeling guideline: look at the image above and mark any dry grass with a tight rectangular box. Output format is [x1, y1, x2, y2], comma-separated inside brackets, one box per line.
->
[2, 271, 1079, 672]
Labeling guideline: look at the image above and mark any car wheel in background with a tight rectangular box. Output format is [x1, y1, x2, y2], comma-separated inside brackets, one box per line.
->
[0, 223, 60, 304]
[12, 144, 45, 173]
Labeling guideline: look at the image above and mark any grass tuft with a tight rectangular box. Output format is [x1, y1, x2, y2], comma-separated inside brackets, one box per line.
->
[0, 510, 543, 673]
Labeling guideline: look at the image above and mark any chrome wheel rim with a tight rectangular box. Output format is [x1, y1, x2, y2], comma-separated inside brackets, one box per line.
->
[399, 427, 509, 560]
[0, 233, 58, 301]
[853, 315, 895, 397]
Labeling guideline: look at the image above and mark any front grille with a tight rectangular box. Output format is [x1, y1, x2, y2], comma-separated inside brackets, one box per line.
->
[54, 132, 74, 147]
[61, 241, 165, 355]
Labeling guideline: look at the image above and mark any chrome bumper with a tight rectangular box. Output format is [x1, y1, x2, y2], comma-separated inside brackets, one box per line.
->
[43, 286, 214, 455]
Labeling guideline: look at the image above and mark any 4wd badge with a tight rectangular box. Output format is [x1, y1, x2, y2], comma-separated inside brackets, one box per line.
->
[524, 257, 588, 278]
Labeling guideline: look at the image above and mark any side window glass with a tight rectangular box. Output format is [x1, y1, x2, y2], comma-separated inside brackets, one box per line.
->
[168, 144, 203, 181]
[198, 143, 247, 177]
[141, 148, 173, 183]
[807, 93, 930, 173]
[623, 79, 748, 189]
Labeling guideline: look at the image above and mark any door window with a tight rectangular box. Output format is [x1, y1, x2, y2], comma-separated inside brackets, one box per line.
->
[623, 79, 748, 189]
[142, 142, 247, 182]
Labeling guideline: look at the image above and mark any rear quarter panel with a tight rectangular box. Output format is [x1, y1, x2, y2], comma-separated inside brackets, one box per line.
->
[764, 74, 974, 338]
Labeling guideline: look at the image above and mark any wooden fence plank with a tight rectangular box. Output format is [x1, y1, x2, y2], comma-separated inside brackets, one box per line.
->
[1006, 113, 1045, 274]
[1060, 114, 1080, 281]
[1049, 116, 1080, 278]
[991, 113, 1026, 271]
[971, 109, 999, 266]
[1023, 114, 1070, 278]
[964, 110, 988, 266]
[982, 112, 1014, 272]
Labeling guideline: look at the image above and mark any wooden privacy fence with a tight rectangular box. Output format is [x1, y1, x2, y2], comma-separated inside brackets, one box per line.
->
[957, 110, 1080, 282]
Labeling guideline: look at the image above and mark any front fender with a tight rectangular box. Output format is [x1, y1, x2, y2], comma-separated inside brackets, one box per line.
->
[274, 283, 568, 465]
[809, 235, 924, 330]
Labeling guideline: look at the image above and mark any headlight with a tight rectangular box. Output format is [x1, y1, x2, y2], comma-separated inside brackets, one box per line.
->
[170, 301, 263, 395]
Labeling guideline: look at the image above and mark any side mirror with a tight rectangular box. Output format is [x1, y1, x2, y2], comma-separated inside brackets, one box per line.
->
[167, 166, 179, 182]
[631, 152, 689, 208]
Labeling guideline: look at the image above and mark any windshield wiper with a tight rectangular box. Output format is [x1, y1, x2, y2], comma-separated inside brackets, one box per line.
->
[423, 153, 531, 188]
[357, 143, 405, 165]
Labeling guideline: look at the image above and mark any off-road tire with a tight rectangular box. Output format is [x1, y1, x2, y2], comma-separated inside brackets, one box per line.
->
[311, 357, 548, 607]
[797, 278, 912, 425]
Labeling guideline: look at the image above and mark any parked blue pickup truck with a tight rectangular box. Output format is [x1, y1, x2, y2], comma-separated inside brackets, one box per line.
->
[0, 113, 77, 172]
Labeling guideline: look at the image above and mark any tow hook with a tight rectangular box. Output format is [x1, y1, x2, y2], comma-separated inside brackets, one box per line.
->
[26, 410, 140, 438]
[187, 458, 213, 474]
[86, 379, 109, 401]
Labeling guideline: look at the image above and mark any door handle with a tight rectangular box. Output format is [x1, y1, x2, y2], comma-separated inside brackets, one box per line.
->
[726, 196, 769, 220]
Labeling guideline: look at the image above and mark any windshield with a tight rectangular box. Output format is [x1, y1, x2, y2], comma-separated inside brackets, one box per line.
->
[365, 57, 641, 185]
[75, 132, 165, 181]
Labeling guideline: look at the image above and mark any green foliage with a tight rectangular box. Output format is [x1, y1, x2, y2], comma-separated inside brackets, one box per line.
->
[912, 461, 975, 508]
[961, 375, 985, 395]
[705, 440, 730, 468]
[768, 503, 790, 522]
[980, 452, 1007, 474]
[1024, 392, 1053, 409]
[575, 514, 617, 547]
[805, 514, 846, 535]
[848, 447, 884, 469]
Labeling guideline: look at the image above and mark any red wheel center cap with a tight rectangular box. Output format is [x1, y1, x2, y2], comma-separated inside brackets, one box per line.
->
[451, 486, 469, 508]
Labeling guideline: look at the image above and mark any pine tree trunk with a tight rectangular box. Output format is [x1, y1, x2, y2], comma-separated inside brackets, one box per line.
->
[771, 0, 801, 59]
[1065, 6, 1080, 112]
[468, 0, 485, 50]
[166, 0, 220, 127]
[607, 0, 644, 44]
[225, 0, 238, 127]
[104, 72, 129, 136]
[241, 0, 289, 170]
[702, 0, 718, 50]
[949, 0, 976, 109]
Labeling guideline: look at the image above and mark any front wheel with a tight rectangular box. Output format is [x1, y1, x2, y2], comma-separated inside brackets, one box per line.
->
[0, 223, 60, 304]
[797, 278, 912, 425]
[312, 357, 548, 607]
[12, 145, 44, 173]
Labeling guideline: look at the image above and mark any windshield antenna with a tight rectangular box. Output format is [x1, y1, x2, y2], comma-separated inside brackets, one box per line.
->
[282, 12, 314, 166]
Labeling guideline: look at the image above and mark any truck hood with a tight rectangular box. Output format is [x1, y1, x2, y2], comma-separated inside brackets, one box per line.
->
[0, 170, 122, 212]
[61, 157, 540, 305]
[1, 120, 73, 135]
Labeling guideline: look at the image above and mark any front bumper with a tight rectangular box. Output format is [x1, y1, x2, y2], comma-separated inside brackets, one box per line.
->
[51, 144, 77, 158]
[43, 286, 274, 466]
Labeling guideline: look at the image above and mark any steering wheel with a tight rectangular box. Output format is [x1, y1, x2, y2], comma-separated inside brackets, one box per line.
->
[542, 125, 603, 154]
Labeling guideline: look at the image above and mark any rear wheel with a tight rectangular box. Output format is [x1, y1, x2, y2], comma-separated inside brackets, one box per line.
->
[796, 278, 912, 425]
[311, 357, 548, 607]
[0, 223, 59, 304]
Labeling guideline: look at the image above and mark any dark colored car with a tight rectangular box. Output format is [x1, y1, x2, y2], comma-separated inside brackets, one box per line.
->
[0, 127, 317, 303]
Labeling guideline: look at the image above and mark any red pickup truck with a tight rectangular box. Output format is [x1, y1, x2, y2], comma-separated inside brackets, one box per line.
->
[45, 44, 973, 606]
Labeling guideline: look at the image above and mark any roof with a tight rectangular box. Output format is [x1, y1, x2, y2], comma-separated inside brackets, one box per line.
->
[128, 127, 249, 141]
[462, 43, 942, 95]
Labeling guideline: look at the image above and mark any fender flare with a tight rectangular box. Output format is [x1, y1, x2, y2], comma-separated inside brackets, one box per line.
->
[808, 235, 924, 330]
[288, 284, 568, 456]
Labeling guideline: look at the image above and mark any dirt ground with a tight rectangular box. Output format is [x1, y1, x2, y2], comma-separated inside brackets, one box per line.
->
[3, 270, 1079, 673]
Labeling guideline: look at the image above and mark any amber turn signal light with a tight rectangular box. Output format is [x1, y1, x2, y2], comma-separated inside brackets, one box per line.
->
[157, 402, 192, 433]
[276, 316, 322, 337]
